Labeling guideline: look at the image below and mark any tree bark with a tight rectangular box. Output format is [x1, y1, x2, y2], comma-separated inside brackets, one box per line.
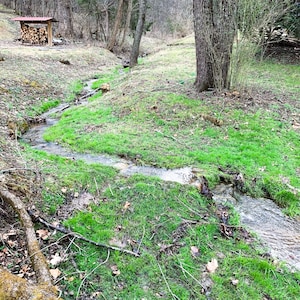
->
[120, 0, 133, 48]
[0, 188, 60, 300]
[107, 0, 124, 51]
[193, 0, 236, 92]
[65, 0, 74, 37]
[0, 268, 59, 300]
[130, 0, 147, 67]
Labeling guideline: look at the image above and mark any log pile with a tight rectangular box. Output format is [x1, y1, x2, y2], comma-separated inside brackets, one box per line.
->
[21, 23, 48, 45]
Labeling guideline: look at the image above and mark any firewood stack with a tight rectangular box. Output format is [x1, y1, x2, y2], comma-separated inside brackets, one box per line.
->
[21, 23, 48, 45]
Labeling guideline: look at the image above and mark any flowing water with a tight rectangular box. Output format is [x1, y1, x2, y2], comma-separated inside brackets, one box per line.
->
[22, 86, 300, 272]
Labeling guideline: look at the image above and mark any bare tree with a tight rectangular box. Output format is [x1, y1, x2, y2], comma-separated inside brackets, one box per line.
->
[130, 0, 147, 67]
[120, 0, 133, 48]
[107, 0, 124, 51]
[64, 0, 74, 37]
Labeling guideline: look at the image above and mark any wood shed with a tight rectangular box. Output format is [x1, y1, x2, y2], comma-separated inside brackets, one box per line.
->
[12, 17, 57, 46]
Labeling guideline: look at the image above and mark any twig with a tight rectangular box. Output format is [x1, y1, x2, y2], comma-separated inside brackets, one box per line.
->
[154, 129, 177, 141]
[175, 197, 205, 218]
[28, 210, 140, 257]
[63, 236, 76, 256]
[77, 87, 101, 102]
[178, 259, 205, 289]
[94, 177, 100, 198]
[137, 224, 146, 254]
[157, 262, 180, 300]
[24, 233, 71, 264]
[76, 249, 110, 300]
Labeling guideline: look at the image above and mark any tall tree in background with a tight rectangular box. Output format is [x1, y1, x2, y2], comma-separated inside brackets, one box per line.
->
[120, 0, 133, 48]
[130, 0, 147, 67]
[64, 0, 74, 37]
[107, 0, 124, 51]
[193, 0, 236, 92]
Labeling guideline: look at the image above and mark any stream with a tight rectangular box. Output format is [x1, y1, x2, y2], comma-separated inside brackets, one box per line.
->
[22, 85, 300, 272]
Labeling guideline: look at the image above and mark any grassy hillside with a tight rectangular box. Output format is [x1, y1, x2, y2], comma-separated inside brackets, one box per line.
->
[0, 4, 300, 299]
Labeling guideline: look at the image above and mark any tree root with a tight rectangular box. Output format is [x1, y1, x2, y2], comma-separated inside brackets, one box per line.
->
[0, 268, 59, 300]
[0, 187, 61, 300]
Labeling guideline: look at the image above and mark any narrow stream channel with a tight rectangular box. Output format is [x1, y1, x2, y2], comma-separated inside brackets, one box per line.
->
[22, 86, 300, 272]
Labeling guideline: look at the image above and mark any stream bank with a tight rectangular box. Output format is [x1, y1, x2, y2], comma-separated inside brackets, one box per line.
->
[22, 87, 300, 272]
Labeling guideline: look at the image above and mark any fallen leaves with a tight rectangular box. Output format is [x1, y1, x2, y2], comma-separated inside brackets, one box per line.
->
[49, 253, 63, 266]
[190, 246, 200, 258]
[36, 229, 51, 240]
[206, 258, 218, 273]
[111, 265, 121, 276]
[122, 201, 131, 213]
[50, 268, 62, 280]
[192, 175, 213, 200]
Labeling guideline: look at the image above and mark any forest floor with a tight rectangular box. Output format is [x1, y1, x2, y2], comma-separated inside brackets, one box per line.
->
[1, 5, 300, 300]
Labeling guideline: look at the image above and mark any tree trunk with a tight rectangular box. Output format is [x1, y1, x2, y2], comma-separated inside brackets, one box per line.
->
[107, 0, 124, 51]
[65, 0, 74, 37]
[193, 0, 236, 92]
[130, 0, 147, 67]
[120, 0, 133, 48]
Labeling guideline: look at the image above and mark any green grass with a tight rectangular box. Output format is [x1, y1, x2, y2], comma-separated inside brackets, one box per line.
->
[245, 60, 300, 95]
[54, 175, 300, 300]
[66, 80, 85, 101]
[43, 85, 300, 213]
[23, 146, 118, 214]
[20, 37, 300, 299]
[26, 99, 60, 116]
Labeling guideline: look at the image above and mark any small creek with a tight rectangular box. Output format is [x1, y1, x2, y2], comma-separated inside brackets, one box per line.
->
[22, 84, 300, 272]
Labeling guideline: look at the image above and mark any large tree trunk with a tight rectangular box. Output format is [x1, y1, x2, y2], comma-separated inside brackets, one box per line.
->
[130, 0, 147, 67]
[193, 0, 236, 92]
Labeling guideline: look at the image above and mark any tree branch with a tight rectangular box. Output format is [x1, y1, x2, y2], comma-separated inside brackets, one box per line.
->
[28, 210, 140, 257]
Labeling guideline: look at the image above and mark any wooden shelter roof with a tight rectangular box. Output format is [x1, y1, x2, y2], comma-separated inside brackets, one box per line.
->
[12, 17, 57, 22]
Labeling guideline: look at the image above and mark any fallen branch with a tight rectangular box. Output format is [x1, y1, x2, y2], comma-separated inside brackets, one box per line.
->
[28, 210, 140, 257]
[0, 187, 60, 299]
[76, 87, 102, 102]
[154, 129, 177, 141]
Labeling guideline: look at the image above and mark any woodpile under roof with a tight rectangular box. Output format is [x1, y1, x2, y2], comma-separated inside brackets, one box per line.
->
[12, 17, 57, 46]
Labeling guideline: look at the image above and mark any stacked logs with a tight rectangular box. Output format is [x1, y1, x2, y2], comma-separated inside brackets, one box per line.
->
[21, 23, 48, 45]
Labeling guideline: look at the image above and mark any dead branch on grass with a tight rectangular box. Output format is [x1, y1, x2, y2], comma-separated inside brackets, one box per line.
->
[28, 210, 140, 257]
[76, 87, 102, 103]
